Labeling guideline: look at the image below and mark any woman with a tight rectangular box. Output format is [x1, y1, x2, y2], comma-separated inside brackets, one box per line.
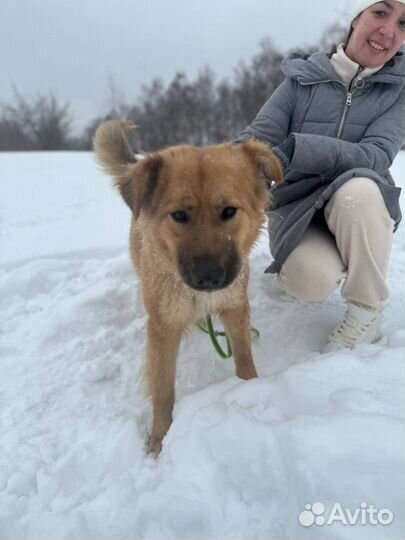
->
[236, 0, 405, 353]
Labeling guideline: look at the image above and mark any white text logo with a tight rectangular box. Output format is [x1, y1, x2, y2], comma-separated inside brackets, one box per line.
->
[298, 502, 394, 527]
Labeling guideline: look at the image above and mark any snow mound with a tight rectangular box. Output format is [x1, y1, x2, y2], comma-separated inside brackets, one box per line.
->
[0, 151, 404, 539]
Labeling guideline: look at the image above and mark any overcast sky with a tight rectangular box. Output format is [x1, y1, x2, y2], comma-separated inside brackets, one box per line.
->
[1, 0, 352, 132]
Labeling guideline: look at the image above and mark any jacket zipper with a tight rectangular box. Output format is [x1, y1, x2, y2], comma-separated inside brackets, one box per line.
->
[336, 67, 364, 139]
[300, 67, 365, 140]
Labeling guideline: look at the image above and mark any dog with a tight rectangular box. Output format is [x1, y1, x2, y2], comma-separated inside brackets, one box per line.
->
[93, 121, 283, 455]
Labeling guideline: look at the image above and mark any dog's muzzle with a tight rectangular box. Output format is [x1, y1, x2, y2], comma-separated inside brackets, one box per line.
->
[179, 250, 241, 292]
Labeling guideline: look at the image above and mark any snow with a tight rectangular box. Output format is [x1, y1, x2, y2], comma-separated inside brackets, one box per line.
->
[0, 151, 404, 540]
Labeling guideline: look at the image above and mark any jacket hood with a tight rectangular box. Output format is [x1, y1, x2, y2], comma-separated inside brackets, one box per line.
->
[282, 47, 405, 86]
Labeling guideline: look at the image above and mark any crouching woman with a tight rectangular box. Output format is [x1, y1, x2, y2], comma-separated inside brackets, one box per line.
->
[236, 0, 405, 352]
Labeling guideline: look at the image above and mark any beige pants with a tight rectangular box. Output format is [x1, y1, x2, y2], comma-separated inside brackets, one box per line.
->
[278, 177, 395, 308]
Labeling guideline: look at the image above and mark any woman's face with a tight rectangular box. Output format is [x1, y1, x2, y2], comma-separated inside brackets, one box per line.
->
[346, 0, 405, 67]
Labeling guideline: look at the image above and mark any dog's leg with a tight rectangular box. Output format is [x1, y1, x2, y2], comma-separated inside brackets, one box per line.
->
[220, 303, 258, 380]
[146, 318, 183, 456]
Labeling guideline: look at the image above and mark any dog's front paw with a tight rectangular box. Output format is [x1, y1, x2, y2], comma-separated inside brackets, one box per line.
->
[146, 435, 163, 457]
[237, 365, 258, 380]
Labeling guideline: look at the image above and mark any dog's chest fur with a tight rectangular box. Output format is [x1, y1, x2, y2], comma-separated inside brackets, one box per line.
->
[149, 269, 247, 327]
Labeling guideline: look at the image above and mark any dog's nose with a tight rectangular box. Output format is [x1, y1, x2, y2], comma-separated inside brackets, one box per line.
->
[191, 259, 226, 291]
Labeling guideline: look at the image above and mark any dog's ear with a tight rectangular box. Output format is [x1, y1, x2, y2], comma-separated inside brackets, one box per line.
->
[115, 153, 163, 220]
[240, 139, 284, 185]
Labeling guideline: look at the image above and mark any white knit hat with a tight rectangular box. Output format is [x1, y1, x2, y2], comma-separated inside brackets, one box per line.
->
[352, 0, 405, 21]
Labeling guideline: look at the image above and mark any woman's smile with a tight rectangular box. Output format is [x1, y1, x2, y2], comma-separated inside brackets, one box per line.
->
[368, 39, 388, 51]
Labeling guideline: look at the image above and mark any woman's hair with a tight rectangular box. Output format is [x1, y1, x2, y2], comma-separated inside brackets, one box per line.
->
[328, 26, 354, 57]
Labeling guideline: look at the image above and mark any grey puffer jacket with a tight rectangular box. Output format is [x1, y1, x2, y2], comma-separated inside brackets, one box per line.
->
[237, 48, 405, 273]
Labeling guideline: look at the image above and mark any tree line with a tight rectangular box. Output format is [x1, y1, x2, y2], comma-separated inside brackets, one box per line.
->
[0, 24, 346, 152]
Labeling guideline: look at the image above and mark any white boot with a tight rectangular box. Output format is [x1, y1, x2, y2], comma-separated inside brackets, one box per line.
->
[322, 302, 383, 353]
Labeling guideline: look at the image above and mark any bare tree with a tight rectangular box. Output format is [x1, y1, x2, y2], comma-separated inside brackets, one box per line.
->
[319, 20, 350, 54]
[233, 39, 284, 129]
[0, 116, 31, 151]
[211, 80, 240, 143]
[2, 89, 73, 150]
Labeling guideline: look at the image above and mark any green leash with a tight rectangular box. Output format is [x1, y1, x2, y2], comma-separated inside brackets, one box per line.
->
[198, 315, 260, 360]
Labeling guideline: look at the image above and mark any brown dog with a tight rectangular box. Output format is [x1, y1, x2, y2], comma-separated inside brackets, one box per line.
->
[93, 121, 283, 455]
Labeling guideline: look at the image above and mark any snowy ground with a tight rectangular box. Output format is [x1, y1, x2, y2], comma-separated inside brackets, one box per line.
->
[0, 151, 404, 540]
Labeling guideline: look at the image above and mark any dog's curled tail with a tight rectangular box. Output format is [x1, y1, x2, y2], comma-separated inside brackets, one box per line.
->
[93, 120, 137, 178]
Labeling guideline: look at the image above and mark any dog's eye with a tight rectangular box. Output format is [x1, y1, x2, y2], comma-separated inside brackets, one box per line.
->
[221, 207, 237, 221]
[171, 210, 190, 224]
